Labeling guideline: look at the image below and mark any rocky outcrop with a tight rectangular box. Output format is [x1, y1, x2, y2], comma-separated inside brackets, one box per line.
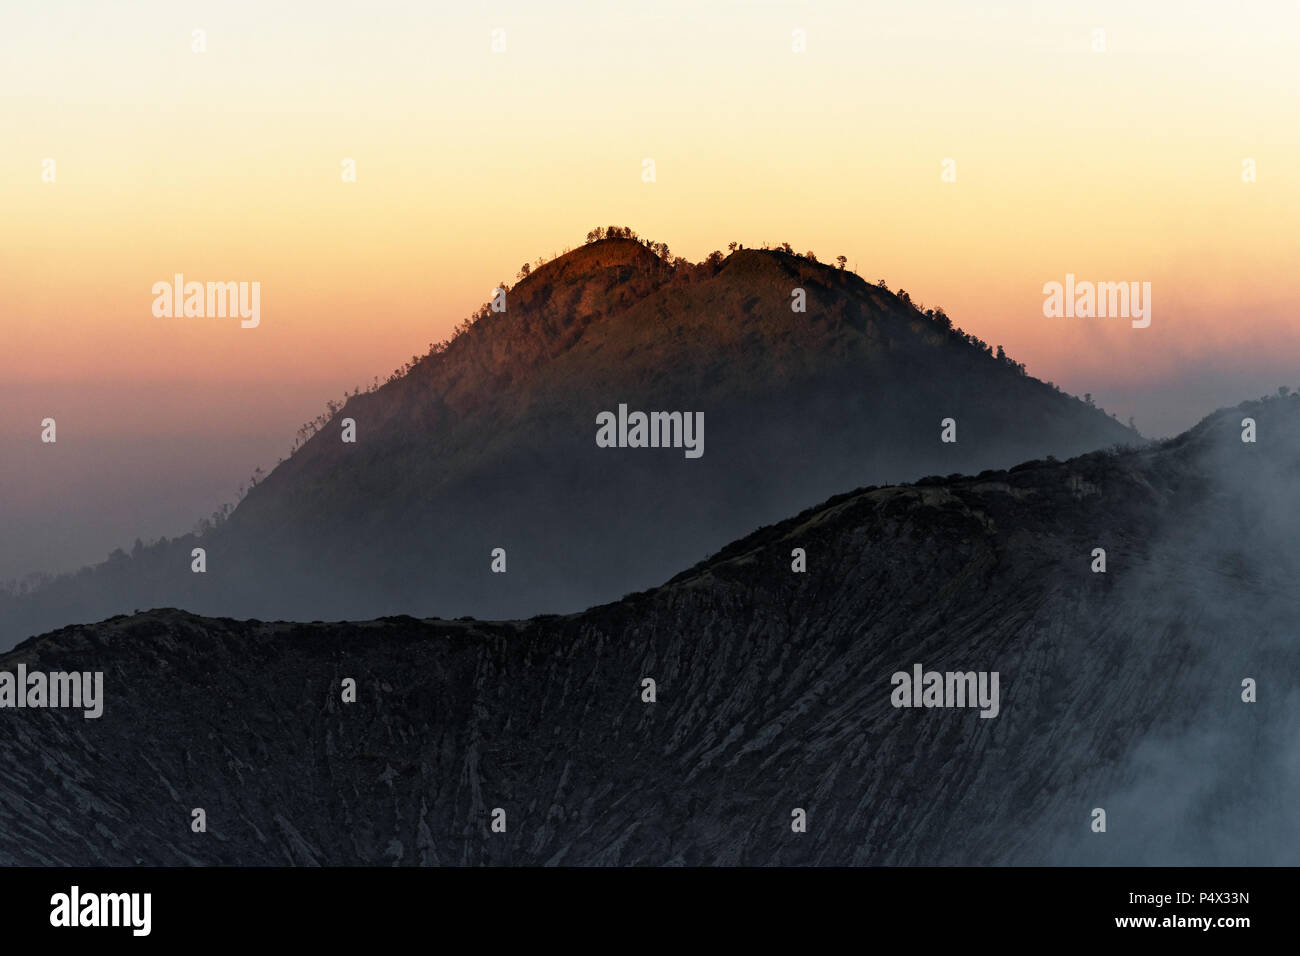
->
[0, 396, 1291, 865]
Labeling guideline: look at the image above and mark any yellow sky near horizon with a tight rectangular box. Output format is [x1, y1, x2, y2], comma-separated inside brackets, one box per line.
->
[3, 0, 1298, 423]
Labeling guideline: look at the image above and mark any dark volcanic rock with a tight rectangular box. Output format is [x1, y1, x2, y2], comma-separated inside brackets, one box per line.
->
[0, 396, 1295, 865]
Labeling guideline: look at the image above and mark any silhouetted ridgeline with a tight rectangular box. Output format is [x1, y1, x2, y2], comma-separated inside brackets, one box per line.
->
[1, 235, 1138, 647]
[0, 396, 1293, 864]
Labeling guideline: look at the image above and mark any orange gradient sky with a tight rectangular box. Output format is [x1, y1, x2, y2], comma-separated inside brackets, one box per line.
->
[2, 0, 1299, 576]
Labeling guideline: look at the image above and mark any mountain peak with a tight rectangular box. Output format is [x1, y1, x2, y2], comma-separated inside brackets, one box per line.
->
[0, 230, 1140, 644]
[538, 236, 663, 274]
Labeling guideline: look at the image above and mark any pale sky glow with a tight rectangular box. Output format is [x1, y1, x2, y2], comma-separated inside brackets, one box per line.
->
[2, 0, 1298, 576]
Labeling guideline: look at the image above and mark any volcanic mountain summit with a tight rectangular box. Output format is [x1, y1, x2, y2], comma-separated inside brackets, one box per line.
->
[1, 233, 1137, 646]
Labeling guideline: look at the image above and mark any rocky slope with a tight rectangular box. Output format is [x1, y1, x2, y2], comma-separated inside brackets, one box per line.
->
[1, 236, 1136, 647]
[0, 395, 1291, 865]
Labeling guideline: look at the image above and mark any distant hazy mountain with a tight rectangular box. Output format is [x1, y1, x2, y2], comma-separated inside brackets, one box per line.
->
[1, 395, 1292, 865]
[1, 235, 1137, 646]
